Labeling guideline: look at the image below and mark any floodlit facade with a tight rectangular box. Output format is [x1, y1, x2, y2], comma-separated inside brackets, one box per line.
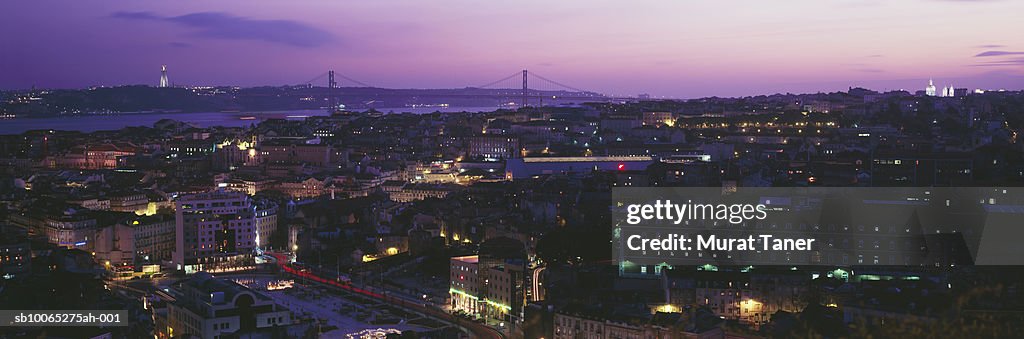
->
[173, 190, 277, 274]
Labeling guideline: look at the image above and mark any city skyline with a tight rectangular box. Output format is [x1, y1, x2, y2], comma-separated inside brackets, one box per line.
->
[7, 2, 1024, 338]
[2, 1, 1024, 98]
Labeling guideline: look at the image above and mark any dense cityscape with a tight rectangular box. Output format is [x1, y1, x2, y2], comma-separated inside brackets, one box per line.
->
[3, 78, 1024, 338]
[5, 0, 1024, 338]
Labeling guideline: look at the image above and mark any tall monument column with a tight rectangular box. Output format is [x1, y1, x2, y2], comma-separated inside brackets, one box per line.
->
[160, 65, 169, 88]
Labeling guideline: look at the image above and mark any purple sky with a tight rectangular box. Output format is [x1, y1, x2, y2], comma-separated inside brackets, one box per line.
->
[1, 0, 1023, 98]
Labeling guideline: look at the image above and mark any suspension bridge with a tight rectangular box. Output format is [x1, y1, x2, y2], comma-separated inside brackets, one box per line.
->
[300, 69, 611, 108]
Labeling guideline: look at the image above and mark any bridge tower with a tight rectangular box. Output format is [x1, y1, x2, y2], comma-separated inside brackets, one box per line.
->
[522, 69, 528, 107]
[327, 70, 338, 109]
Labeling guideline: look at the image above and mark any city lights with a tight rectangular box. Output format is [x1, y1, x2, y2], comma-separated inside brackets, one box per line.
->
[1, 2, 1021, 338]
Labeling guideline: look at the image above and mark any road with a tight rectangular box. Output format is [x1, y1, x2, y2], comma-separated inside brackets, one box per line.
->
[268, 253, 504, 339]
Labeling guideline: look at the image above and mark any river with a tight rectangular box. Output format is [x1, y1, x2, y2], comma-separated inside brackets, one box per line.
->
[0, 106, 502, 135]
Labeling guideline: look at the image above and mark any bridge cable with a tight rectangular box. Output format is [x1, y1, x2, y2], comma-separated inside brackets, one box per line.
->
[334, 73, 373, 87]
[529, 72, 589, 93]
[475, 71, 524, 89]
[303, 72, 329, 85]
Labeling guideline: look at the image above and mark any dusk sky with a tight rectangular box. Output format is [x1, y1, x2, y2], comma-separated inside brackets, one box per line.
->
[2, 0, 1023, 98]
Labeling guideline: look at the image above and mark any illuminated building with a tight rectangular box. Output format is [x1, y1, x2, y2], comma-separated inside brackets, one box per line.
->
[642, 111, 677, 127]
[389, 183, 458, 202]
[925, 79, 936, 96]
[274, 176, 329, 200]
[213, 137, 262, 169]
[95, 214, 175, 267]
[505, 156, 655, 179]
[450, 255, 482, 315]
[173, 190, 277, 274]
[109, 192, 149, 214]
[48, 143, 139, 169]
[414, 167, 459, 184]
[154, 272, 294, 339]
[167, 140, 217, 158]
[223, 177, 276, 196]
[449, 237, 528, 324]
[360, 235, 408, 262]
[467, 135, 519, 160]
[450, 255, 526, 323]
[802, 101, 832, 113]
[40, 208, 98, 249]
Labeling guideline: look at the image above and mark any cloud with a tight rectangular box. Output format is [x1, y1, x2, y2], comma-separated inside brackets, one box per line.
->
[975, 51, 1024, 57]
[970, 58, 1024, 67]
[111, 11, 161, 20]
[865, 54, 883, 58]
[976, 44, 1005, 48]
[168, 42, 191, 48]
[856, 68, 885, 73]
[112, 11, 335, 48]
